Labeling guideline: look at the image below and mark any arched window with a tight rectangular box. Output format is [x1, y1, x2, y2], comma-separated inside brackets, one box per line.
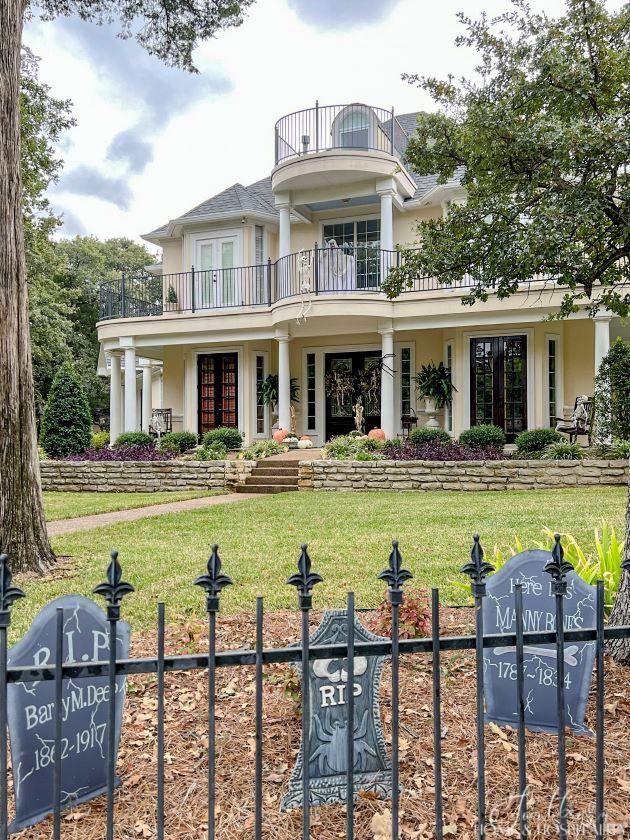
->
[332, 105, 377, 150]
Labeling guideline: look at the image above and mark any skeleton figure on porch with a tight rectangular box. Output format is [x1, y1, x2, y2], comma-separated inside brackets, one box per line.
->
[151, 411, 166, 440]
[290, 403, 297, 435]
[556, 395, 590, 443]
[353, 397, 364, 434]
[295, 249, 313, 326]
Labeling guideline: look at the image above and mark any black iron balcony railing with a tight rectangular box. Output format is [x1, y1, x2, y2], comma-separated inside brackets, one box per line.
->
[274, 102, 409, 165]
[98, 245, 479, 321]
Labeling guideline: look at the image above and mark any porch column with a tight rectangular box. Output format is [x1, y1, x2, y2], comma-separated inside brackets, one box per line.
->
[124, 346, 138, 432]
[377, 188, 395, 252]
[594, 313, 611, 375]
[141, 363, 152, 433]
[277, 334, 291, 431]
[379, 323, 395, 439]
[109, 353, 122, 444]
[277, 198, 291, 258]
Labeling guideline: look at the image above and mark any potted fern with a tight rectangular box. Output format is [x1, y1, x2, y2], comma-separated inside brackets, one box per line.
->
[414, 362, 455, 428]
[260, 374, 300, 428]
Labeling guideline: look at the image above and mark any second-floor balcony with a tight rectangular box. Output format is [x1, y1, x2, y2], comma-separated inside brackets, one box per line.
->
[98, 244, 485, 321]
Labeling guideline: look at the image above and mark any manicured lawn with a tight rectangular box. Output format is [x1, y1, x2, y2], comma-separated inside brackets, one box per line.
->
[11, 487, 625, 636]
[43, 490, 220, 521]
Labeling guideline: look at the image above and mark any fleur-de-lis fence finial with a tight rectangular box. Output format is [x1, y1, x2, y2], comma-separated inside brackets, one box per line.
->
[544, 533, 574, 595]
[93, 550, 135, 620]
[378, 540, 412, 606]
[194, 544, 232, 613]
[287, 544, 323, 609]
[461, 534, 495, 597]
[0, 553, 25, 628]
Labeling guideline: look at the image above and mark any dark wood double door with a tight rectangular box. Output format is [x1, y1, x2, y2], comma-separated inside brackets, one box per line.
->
[198, 353, 238, 435]
[471, 336, 527, 442]
[325, 351, 381, 439]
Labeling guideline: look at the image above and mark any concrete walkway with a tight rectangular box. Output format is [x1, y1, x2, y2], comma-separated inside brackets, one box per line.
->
[47, 492, 258, 537]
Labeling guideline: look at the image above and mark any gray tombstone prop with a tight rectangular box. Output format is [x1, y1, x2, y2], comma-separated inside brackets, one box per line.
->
[7, 595, 130, 833]
[281, 609, 392, 810]
[483, 549, 596, 735]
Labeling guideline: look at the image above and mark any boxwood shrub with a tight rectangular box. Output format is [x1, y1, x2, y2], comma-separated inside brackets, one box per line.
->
[459, 424, 506, 449]
[158, 431, 198, 453]
[408, 427, 451, 445]
[114, 431, 153, 448]
[202, 427, 243, 450]
[515, 427, 561, 456]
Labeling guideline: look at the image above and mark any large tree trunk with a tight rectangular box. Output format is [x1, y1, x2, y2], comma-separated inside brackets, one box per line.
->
[0, 0, 55, 575]
[609, 479, 630, 664]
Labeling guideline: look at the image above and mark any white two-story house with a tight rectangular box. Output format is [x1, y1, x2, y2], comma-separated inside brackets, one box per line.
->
[97, 102, 620, 445]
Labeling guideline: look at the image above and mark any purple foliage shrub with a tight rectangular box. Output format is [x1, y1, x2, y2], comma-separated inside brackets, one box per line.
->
[382, 441, 507, 461]
[65, 444, 177, 462]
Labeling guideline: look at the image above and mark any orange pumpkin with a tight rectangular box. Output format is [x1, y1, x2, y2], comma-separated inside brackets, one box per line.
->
[300, 435, 311, 441]
[273, 428, 288, 443]
[367, 428, 386, 441]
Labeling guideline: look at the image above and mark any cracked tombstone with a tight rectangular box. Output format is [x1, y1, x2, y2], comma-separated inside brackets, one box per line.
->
[281, 609, 392, 810]
[7, 595, 130, 832]
[483, 549, 596, 734]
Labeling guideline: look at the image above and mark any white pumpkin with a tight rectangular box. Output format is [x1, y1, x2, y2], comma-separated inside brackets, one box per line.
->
[297, 439, 313, 449]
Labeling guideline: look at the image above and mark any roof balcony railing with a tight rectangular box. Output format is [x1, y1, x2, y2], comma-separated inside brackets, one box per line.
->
[98, 245, 482, 321]
[274, 102, 409, 166]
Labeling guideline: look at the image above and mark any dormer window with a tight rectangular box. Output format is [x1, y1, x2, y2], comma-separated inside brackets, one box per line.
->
[332, 105, 377, 150]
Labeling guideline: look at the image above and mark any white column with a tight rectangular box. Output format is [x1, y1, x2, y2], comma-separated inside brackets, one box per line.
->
[277, 335, 291, 431]
[378, 189, 394, 252]
[594, 314, 611, 375]
[109, 353, 122, 444]
[124, 346, 138, 432]
[142, 365, 152, 433]
[277, 202, 291, 258]
[380, 326, 395, 439]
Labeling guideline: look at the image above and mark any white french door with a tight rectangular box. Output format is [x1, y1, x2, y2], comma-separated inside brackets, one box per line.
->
[195, 235, 238, 308]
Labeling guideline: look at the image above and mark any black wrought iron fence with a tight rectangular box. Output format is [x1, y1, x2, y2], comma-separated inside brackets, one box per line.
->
[0, 535, 628, 840]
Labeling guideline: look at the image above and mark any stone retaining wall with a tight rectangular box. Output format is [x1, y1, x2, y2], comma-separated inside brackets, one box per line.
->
[40, 460, 255, 493]
[297, 459, 629, 492]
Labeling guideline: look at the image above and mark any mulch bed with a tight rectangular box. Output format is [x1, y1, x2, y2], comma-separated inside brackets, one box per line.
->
[13, 607, 630, 839]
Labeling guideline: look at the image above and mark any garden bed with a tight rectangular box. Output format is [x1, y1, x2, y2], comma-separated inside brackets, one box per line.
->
[298, 459, 629, 491]
[11, 607, 629, 839]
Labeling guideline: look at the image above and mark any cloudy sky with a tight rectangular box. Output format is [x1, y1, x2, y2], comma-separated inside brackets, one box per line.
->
[25, 0, 574, 246]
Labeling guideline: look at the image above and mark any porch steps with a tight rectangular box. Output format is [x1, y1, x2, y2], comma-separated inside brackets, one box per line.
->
[236, 461, 300, 494]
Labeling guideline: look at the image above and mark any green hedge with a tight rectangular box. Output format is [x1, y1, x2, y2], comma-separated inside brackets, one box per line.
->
[40, 363, 92, 458]
[159, 431, 198, 453]
[408, 427, 451, 445]
[459, 424, 506, 449]
[202, 427, 243, 450]
[114, 431, 153, 448]
[515, 427, 561, 455]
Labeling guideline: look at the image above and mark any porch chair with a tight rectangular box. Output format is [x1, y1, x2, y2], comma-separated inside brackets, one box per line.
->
[555, 396, 593, 445]
[149, 408, 173, 436]
[400, 408, 418, 439]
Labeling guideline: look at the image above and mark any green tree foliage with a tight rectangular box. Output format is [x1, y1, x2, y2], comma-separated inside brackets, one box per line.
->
[40, 362, 92, 458]
[594, 338, 630, 440]
[383, 0, 630, 317]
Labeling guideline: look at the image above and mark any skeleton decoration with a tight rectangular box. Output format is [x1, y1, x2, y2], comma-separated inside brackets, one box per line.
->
[353, 397, 364, 433]
[281, 610, 392, 810]
[290, 403, 297, 435]
[151, 411, 166, 440]
[482, 549, 596, 735]
[295, 249, 313, 326]
[324, 364, 355, 416]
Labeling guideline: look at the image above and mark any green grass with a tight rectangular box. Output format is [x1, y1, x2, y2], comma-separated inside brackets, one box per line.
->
[11, 487, 624, 636]
[43, 490, 220, 521]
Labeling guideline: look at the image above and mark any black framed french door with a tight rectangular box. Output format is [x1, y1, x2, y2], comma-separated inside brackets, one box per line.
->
[324, 351, 381, 439]
[197, 353, 238, 435]
[470, 336, 527, 442]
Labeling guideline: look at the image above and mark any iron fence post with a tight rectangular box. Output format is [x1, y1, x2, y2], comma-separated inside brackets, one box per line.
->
[0, 554, 24, 840]
[461, 534, 494, 840]
[378, 540, 412, 839]
[93, 551, 135, 840]
[121, 272, 127, 319]
[194, 545, 232, 840]
[287, 545, 323, 840]
[544, 535, 573, 840]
